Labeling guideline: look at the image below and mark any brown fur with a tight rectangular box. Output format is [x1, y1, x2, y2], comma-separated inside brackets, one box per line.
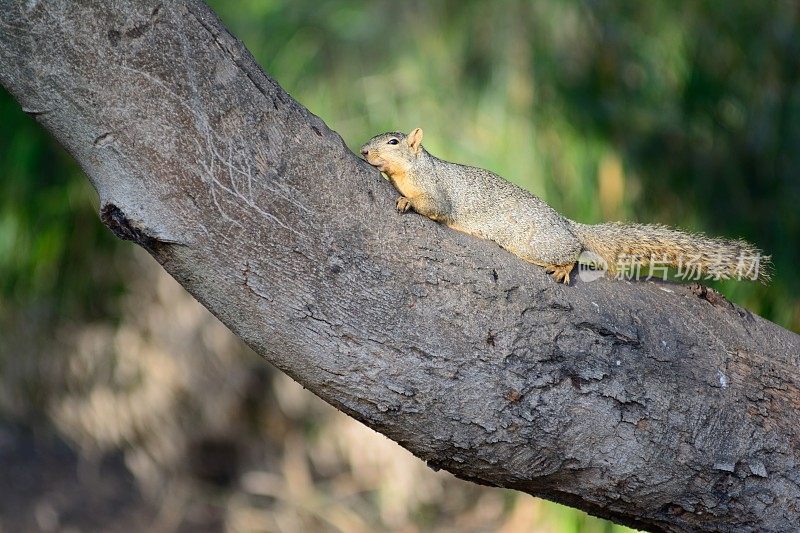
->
[361, 129, 770, 284]
[570, 222, 770, 281]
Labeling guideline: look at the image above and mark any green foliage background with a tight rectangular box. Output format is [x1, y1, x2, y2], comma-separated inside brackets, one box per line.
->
[1, 1, 799, 530]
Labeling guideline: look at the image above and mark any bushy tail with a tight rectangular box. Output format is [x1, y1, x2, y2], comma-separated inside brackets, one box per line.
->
[568, 221, 771, 282]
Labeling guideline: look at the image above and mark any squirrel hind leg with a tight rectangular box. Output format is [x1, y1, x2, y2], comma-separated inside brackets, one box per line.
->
[544, 262, 575, 285]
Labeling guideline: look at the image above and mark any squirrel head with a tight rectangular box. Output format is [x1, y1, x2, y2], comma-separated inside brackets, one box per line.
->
[360, 128, 424, 178]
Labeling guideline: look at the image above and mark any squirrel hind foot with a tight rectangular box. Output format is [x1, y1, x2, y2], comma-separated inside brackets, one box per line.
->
[545, 262, 575, 285]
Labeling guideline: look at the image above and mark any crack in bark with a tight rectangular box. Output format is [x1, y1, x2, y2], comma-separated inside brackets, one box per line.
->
[2, 2, 799, 531]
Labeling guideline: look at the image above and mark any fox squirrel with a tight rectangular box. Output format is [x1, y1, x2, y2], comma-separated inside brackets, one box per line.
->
[360, 128, 769, 284]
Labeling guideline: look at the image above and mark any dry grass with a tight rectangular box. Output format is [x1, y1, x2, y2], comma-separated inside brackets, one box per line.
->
[0, 248, 628, 532]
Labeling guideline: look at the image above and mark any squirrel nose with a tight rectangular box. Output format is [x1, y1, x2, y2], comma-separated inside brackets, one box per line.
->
[360, 148, 369, 157]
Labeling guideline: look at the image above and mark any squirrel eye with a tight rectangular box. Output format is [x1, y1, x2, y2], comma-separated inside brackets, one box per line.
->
[387, 138, 399, 145]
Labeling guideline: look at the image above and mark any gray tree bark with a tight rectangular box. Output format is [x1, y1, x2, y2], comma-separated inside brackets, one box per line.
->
[2, 1, 799, 531]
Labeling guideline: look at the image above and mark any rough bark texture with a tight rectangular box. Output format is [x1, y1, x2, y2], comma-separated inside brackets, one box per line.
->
[2, 2, 799, 531]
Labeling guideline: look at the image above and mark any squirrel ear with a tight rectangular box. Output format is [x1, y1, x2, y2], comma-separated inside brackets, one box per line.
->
[407, 127, 424, 152]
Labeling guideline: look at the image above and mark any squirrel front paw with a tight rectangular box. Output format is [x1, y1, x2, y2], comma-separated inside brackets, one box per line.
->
[396, 196, 413, 213]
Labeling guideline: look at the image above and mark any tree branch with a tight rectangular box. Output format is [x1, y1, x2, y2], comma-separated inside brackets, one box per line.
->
[2, 2, 799, 531]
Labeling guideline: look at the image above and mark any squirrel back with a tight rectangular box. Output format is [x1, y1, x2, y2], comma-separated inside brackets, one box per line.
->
[360, 128, 770, 284]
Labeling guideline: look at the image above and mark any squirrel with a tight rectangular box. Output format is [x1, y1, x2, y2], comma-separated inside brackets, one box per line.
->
[360, 128, 770, 284]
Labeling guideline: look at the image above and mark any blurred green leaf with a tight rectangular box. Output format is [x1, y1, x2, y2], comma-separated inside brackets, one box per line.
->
[2, 2, 798, 527]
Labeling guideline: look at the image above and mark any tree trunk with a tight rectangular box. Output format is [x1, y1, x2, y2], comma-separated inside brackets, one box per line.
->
[1, 2, 798, 531]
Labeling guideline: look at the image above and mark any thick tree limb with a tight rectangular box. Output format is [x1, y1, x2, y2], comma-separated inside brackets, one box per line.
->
[2, 2, 799, 531]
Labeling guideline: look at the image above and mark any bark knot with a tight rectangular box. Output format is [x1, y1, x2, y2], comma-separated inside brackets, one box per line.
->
[100, 203, 159, 250]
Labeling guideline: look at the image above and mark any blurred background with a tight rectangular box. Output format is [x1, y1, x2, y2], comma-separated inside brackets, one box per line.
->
[1, 0, 799, 531]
